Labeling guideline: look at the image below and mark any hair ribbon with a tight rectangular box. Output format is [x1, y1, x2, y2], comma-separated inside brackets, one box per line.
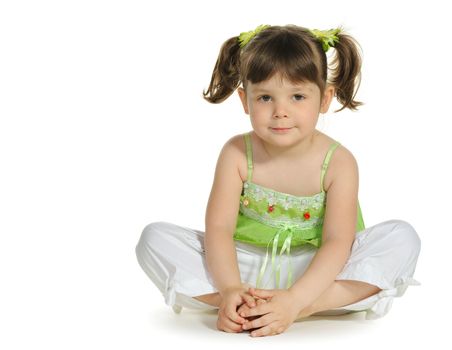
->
[238, 24, 270, 48]
[309, 28, 341, 52]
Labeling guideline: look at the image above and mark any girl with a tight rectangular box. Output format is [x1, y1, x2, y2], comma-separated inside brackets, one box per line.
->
[136, 24, 421, 337]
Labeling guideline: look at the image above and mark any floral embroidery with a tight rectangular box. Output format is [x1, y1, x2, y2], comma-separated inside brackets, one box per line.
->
[239, 181, 326, 230]
[242, 181, 326, 212]
[240, 204, 324, 230]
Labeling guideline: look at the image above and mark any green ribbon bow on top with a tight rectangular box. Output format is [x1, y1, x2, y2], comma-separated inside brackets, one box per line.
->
[238, 24, 270, 48]
[309, 28, 341, 52]
[256, 222, 296, 289]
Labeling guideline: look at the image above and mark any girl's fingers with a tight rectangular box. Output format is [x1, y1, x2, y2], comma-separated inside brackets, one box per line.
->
[242, 312, 273, 331]
[250, 322, 284, 337]
[256, 298, 267, 305]
[249, 287, 275, 299]
[225, 304, 246, 324]
[218, 316, 244, 333]
[239, 298, 266, 318]
[241, 292, 256, 307]
[240, 301, 271, 318]
[236, 303, 249, 314]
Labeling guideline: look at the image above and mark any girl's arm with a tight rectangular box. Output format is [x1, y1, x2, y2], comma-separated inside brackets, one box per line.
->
[288, 147, 359, 311]
[204, 135, 245, 294]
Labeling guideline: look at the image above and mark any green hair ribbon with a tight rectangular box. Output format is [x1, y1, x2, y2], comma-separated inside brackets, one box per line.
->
[309, 28, 341, 52]
[238, 24, 270, 48]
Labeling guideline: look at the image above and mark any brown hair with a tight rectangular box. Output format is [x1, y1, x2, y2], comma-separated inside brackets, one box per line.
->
[203, 25, 362, 112]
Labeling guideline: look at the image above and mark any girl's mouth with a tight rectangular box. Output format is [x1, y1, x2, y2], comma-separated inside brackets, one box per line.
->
[270, 127, 292, 133]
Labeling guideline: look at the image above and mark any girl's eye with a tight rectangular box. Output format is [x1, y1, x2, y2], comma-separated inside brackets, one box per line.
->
[259, 95, 272, 102]
[293, 94, 305, 101]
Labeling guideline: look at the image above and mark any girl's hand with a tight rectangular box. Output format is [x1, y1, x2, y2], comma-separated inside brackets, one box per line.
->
[240, 287, 300, 337]
[237, 297, 267, 323]
[217, 285, 256, 333]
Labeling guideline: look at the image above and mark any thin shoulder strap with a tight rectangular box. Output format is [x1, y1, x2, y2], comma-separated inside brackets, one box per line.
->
[320, 141, 341, 192]
[243, 132, 253, 182]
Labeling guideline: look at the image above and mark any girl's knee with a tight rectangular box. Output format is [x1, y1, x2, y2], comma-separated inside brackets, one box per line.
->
[142, 221, 167, 236]
[366, 219, 421, 260]
[385, 220, 421, 259]
[395, 220, 420, 247]
[138, 221, 173, 250]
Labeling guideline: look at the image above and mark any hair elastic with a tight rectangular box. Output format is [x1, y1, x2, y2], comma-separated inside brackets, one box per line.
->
[238, 24, 270, 48]
[309, 28, 341, 52]
[237, 24, 341, 52]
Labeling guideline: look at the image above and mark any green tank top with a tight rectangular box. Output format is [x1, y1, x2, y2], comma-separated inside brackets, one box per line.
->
[233, 132, 365, 288]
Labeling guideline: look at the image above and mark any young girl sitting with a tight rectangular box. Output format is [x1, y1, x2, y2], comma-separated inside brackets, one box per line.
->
[136, 24, 421, 337]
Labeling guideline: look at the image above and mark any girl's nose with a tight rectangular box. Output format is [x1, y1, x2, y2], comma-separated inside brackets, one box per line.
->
[273, 103, 288, 118]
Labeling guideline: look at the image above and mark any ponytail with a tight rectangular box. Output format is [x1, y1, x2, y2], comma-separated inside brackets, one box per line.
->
[329, 32, 363, 111]
[203, 37, 242, 103]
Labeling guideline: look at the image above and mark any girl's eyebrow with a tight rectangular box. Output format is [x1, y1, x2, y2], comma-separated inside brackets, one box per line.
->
[290, 85, 314, 92]
[251, 88, 272, 94]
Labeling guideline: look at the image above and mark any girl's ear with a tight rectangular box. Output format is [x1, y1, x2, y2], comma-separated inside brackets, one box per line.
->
[320, 85, 335, 113]
[238, 87, 249, 114]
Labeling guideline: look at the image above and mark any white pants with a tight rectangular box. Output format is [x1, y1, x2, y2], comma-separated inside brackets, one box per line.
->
[135, 219, 421, 320]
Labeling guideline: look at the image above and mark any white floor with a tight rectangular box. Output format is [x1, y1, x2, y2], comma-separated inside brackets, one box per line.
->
[131, 276, 435, 349]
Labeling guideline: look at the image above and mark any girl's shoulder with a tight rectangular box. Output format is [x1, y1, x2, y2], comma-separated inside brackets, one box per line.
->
[220, 132, 247, 158]
[317, 132, 359, 193]
[224, 132, 252, 183]
[217, 133, 248, 177]
[315, 130, 356, 160]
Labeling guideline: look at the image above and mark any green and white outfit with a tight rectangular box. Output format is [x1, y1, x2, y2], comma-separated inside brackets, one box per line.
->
[136, 132, 421, 319]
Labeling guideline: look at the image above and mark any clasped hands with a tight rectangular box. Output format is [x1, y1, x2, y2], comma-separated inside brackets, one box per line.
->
[217, 285, 302, 337]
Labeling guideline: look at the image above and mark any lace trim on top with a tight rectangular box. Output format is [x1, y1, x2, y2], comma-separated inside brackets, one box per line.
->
[240, 181, 326, 230]
[243, 181, 325, 209]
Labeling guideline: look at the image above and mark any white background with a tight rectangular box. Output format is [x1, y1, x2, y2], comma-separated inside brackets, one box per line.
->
[0, 0, 449, 348]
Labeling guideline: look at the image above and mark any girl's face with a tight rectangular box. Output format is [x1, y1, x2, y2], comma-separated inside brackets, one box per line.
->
[238, 73, 334, 154]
